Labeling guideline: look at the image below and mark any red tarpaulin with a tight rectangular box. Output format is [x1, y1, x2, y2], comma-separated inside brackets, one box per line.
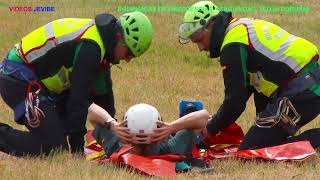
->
[97, 145, 178, 178]
[236, 140, 316, 161]
[203, 141, 316, 161]
[203, 123, 244, 146]
[85, 123, 317, 177]
[118, 150, 177, 178]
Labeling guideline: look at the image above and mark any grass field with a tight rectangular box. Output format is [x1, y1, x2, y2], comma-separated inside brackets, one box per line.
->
[0, 0, 319, 179]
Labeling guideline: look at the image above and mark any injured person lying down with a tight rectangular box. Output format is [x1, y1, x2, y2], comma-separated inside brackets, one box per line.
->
[87, 103, 210, 157]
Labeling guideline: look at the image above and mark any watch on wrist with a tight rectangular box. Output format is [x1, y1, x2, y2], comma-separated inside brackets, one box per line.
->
[103, 119, 114, 130]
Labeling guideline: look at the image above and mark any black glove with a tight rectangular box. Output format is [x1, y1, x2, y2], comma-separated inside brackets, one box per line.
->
[68, 132, 85, 154]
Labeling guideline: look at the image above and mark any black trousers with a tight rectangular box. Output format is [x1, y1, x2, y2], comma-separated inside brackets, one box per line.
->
[0, 74, 68, 156]
[239, 89, 320, 150]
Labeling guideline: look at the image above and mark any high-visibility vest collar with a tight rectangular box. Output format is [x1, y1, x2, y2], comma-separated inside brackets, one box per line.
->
[18, 18, 105, 63]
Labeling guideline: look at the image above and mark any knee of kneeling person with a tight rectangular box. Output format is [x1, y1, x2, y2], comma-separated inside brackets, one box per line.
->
[41, 137, 67, 155]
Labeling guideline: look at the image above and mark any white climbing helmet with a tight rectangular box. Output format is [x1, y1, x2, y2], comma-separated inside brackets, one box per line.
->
[124, 103, 161, 134]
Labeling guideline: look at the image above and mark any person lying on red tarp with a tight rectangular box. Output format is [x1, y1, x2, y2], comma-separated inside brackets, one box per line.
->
[87, 103, 210, 158]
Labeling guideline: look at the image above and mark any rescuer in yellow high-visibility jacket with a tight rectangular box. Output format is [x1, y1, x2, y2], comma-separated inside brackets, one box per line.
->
[179, 1, 320, 150]
[0, 11, 153, 156]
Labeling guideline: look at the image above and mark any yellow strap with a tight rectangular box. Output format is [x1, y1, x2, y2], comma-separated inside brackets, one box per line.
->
[86, 150, 106, 160]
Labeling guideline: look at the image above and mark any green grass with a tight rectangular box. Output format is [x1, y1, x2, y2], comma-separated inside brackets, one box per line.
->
[0, 0, 319, 179]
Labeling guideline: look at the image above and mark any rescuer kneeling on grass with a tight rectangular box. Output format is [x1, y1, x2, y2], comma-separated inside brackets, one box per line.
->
[179, 1, 320, 150]
[0, 11, 153, 156]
